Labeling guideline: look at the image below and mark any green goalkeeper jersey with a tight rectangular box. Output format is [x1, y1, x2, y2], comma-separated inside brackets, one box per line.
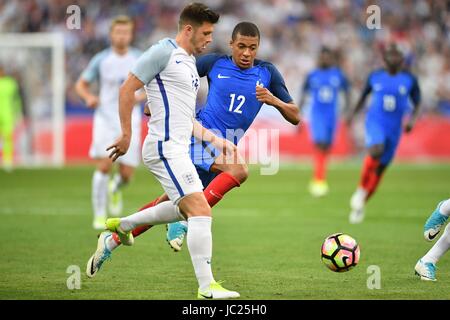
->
[0, 76, 21, 122]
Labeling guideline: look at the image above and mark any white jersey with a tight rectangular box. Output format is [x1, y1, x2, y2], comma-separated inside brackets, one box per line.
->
[132, 38, 200, 157]
[81, 47, 143, 166]
[81, 47, 143, 126]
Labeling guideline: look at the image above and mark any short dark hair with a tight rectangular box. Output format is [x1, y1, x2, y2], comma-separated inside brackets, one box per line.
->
[231, 22, 260, 42]
[320, 46, 332, 55]
[179, 3, 220, 29]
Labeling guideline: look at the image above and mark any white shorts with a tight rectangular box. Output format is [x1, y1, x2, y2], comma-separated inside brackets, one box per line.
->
[89, 112, 141, 167]
[142, 136, 203, 204]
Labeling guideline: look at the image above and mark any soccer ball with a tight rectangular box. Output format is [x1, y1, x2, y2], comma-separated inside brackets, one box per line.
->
[321, 233, 360, 272]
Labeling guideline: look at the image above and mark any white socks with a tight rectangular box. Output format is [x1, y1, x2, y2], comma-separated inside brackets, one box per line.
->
[423, 223, 450, 264]
[119, 201, 184, 231]
[111, 173, 127, 193]
[92, 170, 109, 218]
[187, 216, 214, 291]
[439, 199, 450, 217]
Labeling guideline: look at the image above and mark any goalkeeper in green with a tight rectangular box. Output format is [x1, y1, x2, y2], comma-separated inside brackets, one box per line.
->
[0, 65, 22, 171]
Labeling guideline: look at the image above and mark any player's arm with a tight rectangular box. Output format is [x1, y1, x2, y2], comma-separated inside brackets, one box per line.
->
[298, 74, 310, 112]
[108, 73, 144, 161]
[75, 53, 102, 108]
[108, 41, 171, 161]
[192, 119, 236, 157]
[346, 74, 372, 125]
[256, 86, 300, 125]
[75, 78, 99, 108]
[404, 75, 422, 133]
[262, 64, 300, 125]
[341, 73, 352, 116]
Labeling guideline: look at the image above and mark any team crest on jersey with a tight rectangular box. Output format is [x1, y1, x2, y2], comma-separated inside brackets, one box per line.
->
[182, 172, 195, 185]
[256, 79, 264, 88]
[373, 83, 382, 91]
[398, 85, 407, 95]
[330, 76, 340, 87]
[191, 74, 199, 92]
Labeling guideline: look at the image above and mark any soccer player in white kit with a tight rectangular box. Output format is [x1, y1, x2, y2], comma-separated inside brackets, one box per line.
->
[75, 16, 145, 230]
[90, 3, 240, 299]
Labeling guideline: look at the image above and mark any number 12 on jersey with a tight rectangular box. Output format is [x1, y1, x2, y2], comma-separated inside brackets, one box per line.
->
[229, 93, 245, 114]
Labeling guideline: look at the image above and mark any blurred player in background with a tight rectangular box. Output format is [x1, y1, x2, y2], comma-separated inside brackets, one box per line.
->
[415, 198, 450, 281]
[87, 21, 299, 269]
[0, 65, 22, 171]
[346, 44, 421, 224]
[299, 47, 350, 197]
[88, 3, 241, 299]
[75, 16, 144, 229]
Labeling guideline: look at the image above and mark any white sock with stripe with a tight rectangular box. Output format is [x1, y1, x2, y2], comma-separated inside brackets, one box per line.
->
[92, 170, 109, 219]
[187, 216, 215, 292]
[119, 201, 184, 231]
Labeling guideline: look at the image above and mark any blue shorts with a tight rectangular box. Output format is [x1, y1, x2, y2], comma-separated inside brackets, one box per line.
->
[190, 136, 220, 188]
[365, 120, 401, 165]
[310, 115, 336, 145]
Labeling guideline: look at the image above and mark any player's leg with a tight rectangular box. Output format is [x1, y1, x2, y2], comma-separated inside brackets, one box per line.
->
[89, 115, 114, 229]
[349, 121, 385, 224]
[310, 142, 331, 197]
[106, 149, 239, 298]
[108, 116, 141, 216]
[175, 192, 239, 299]
[92, 158, 113, 229]
[107, 163, 133, 216]
[415, 199, 450, 281]
[167, 142, 245, 251]
[423, 199, 450, 241]
[308, 118, 334, 197]
[0, 113, 14, 171]
[105, 193, 169, 251]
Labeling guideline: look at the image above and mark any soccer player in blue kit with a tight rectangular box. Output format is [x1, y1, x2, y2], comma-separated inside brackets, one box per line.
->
[87, 21, 300, 275]
[299, 47, 350, 197]
[346, 44, 421, 224]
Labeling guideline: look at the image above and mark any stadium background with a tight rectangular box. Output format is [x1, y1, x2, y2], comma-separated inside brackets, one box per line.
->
[0, 0, 449, 301]
[1, 0, 450, 164]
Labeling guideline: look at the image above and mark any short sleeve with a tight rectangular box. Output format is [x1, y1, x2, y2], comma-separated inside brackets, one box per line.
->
[409, 74, 421, 105]
[196, 54, 224, 77]
[266, 63, 293, 103]
[131, 39, 175, 85]
[81, 50, 109, 83]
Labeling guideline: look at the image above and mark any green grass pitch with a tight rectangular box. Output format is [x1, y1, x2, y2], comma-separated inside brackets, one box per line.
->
[0, 163, 449, 300]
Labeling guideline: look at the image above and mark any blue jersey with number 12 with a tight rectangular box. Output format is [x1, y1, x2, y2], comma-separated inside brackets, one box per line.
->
[196, 54, 293, 144]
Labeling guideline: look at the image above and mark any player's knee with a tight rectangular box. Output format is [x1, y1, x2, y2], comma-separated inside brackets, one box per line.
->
[235, 163, 249, 184]
[369, 146, 384, 159]
[180, 193, 211, 217]
[97, 158, 113, 173]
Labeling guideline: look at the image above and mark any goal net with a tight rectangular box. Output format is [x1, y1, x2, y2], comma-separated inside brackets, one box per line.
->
[0, 33, 65, 167]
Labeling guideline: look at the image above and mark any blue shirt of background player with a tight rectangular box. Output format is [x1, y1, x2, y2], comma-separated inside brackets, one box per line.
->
[191, 53, 293, 186]
[303, 67, 349, 144]
[361, 68, 421, 164]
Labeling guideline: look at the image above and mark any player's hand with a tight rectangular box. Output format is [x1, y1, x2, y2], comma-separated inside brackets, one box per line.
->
[256, 85, 275, 105]
[212, 137, 237, 157]
[85, 95, 99, 109]
[107, 135, 131, 162]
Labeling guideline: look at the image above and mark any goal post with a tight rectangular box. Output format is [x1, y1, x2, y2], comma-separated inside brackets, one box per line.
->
[0, 32, 65, 167]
